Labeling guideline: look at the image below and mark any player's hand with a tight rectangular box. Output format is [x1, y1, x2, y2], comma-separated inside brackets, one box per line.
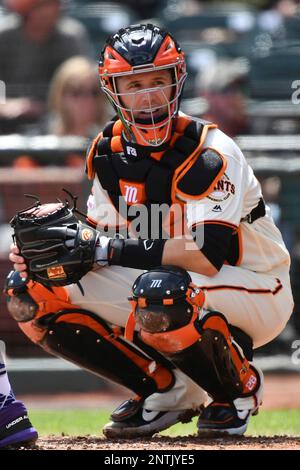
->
[9, 243, 28, 279]
[26, 202, 63, 217]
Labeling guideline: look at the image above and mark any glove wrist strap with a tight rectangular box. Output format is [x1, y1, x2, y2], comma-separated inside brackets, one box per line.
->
[108, 238, 167, 270]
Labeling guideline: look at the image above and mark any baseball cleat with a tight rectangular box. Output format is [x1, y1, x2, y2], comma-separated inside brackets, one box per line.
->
[197, 401, 259, 436]
[103, 398, 200, 439]
[197, 365, 264, 436]
[0, 400, 38, 449]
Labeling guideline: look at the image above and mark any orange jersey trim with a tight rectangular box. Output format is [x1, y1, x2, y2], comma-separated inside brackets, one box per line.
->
[200, 278, 283, 295]
[86, 131, 103, 180]
[192, 220, 239, 231]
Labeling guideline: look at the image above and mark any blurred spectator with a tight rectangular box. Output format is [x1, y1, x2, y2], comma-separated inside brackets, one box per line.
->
[260, 175, 294, 255]
[257, 0, 298, 34]
[39, 56, 110, 167]
[10, 56, 110, 169]
[197, 58, 250, 137]
[12, 154, 40, 168]
[47, 56, 110, 138]
[0, 0, 92, 133]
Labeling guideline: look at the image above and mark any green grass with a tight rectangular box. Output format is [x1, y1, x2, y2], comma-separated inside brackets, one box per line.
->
[28, 408, 300, 437]
[29, 409, 111, 436]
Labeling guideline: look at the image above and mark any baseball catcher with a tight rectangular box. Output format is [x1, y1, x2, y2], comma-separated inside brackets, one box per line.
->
[7, 24, 293, 439]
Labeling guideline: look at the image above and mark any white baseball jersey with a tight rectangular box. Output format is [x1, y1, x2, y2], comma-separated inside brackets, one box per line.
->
[72, 125, 294, 350]
[185, 127, 291, 274]
[65, 125, 294, 411]
[88, 126, 290, 276]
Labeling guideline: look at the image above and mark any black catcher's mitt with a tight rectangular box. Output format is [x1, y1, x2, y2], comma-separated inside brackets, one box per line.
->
[10, 196, 98, 287]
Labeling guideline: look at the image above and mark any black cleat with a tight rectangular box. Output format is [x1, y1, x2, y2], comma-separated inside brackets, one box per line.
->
[103, 398, 200, 439]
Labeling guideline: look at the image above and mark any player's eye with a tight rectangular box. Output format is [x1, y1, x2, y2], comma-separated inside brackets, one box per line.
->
[127, 82, 142, 90]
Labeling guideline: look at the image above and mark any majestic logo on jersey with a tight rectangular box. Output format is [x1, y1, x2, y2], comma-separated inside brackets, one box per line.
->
[119, 179, 146, 206]
[212, 204, 222, 212]
[207, 172, 235, 202]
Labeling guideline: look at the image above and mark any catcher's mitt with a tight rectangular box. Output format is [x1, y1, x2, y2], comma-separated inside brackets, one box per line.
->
[10, 196, 98, 287]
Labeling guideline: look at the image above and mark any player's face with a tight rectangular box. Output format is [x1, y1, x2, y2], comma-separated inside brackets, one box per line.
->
[116, 69, 173, 120]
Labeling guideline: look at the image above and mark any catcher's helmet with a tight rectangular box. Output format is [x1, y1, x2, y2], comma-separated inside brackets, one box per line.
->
[125, 266, 205, 339]
[99, 24, 187, 147]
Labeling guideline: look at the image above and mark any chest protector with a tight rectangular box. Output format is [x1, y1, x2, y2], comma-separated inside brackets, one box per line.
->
[86, 114, 222, 237]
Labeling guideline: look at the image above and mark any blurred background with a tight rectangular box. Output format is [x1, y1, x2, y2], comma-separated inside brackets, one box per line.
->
[0, 0, 300, 394]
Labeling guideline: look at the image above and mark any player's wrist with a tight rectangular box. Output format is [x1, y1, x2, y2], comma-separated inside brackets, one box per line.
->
[108, 238, 167, 269]
[94, 235, 111, 267]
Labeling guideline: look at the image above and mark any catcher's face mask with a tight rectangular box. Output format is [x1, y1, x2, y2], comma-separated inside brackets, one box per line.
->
[99, 24, 187, 147]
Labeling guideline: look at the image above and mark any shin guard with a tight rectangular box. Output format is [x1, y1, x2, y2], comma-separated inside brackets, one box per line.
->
[41, 309, 174, 397]
[5, 273, 174, 398]
[128, 267, 259, 402]
[140, 311, 258, 402]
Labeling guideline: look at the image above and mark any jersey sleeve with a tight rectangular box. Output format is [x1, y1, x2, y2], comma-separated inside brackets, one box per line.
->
[183, 148, 246, 270]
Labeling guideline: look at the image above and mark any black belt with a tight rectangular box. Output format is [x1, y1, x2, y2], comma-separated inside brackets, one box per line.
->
[241, 197, 266, 224]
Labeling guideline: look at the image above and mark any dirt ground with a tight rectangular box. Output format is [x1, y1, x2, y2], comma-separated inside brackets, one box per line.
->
[27, 435, 300, 451]
[23, 436, 300, 452]
[18, 374, 300, 451]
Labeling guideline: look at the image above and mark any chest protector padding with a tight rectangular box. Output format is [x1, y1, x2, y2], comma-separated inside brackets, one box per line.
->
[176, 148, 226, 198]
[86, 117, 219, 225]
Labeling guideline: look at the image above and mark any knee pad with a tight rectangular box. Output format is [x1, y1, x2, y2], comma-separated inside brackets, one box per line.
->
[126, 266, 258, 401]
[5, 271, 174, 398]
[5, 270, 76, 344]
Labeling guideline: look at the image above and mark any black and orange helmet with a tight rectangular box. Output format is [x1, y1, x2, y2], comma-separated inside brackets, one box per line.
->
[124, 266, 205, 342]
[99, 24, 187, 147]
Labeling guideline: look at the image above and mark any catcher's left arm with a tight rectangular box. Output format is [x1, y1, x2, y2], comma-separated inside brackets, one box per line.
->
[9, 199, 101, 287]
